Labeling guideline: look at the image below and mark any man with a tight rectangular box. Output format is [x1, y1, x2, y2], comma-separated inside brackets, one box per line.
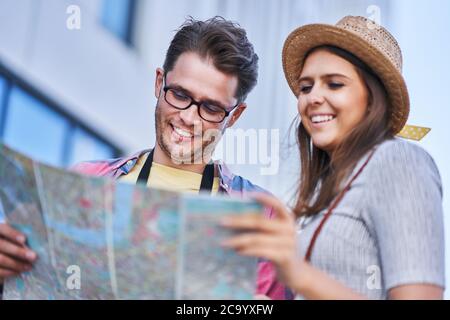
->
[0, 17, 290, 299]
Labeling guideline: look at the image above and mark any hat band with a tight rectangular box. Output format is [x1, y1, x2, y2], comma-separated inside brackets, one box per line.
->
[397, 125, 430, 141]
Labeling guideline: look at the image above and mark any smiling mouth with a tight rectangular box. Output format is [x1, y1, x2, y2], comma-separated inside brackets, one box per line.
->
[310, 114, 336, 124]
[170, 124, 203, 142]
[172, 125, 193, 138]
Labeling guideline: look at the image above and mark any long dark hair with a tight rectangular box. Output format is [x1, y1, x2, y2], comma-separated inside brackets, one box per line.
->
[294, 45, 394, 218]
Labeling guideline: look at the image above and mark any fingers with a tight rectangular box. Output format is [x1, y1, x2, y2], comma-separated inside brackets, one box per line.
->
[221, 219, 298, 267]
[221, 232, 297, 267]
[221, 215, 296, 237]
[220, 193, 294, 235]
[0, 224, 35, 281]
[0, 268, 19, 279]
[221, 214, 293, 234]
[231, 245, 294, 268]
[0, 223, 27, 246]
[0, 238, 37, 263]
[250, 193, 294, 221]
[0, 253, 32, 273]
[222, 232, 295, 252]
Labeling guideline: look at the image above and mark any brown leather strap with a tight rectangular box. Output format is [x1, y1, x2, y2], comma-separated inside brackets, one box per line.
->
[305, 149, 376, 261]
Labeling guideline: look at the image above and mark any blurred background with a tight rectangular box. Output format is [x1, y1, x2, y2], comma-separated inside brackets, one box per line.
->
[0, 0, 449, 298]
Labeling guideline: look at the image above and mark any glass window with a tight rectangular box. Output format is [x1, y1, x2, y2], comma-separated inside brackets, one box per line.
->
[0, 76, 6, 125]
[3, 86, 69, 167]
[101, 0, 134, 43]
[67, 127, 115, 167]
[0, 76, 6, 101]
[0, 72, 5, 219]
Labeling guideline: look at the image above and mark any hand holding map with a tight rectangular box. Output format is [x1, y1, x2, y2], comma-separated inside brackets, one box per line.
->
[0, 143, 263, 300]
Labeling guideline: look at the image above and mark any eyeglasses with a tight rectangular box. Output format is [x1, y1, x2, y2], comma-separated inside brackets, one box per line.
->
[161, 77, 239, 123]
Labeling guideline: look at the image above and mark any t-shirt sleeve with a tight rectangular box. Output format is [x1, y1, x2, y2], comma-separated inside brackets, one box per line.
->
[365, 140, 445, 292]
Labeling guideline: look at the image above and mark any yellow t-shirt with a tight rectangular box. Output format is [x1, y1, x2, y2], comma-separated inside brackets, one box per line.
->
[119, 153, 220, 194]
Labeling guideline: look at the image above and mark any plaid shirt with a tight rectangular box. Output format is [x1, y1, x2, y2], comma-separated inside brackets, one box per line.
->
[72, 149, 293, 300]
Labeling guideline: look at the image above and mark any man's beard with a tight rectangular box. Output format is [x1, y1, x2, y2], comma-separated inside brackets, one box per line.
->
[154, 104, 223, 165]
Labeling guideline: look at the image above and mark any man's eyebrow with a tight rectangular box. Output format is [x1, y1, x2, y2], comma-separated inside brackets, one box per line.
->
[167, 83, 229, 108]
[166, 82, 189, 93]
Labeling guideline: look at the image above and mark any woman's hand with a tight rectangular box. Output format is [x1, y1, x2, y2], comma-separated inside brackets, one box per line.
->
[220, 193, 303, 290]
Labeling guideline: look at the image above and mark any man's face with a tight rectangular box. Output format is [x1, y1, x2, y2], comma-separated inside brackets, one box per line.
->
[154, 52, 246, 164]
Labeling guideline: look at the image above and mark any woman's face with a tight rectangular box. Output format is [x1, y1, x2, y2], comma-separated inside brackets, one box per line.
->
[298, 49, 369, 153]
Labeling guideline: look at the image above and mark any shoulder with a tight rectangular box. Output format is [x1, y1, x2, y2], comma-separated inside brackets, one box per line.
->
[218, 162, 270, 194]
[232, 174, 270, 194]
[70, 158, 124, 177]
[367, 138, 440, 181]
[362, 138, 443, 200]
[217, 162, 276, 219]
[373, 138, 434, 163]
[70, 150, 149, 178]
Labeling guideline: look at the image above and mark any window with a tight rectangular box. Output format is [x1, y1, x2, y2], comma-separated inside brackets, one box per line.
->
[3, 86, 69, 167]
[0, 76, 6, 126]
[0, 76, 6, 102]
[0, 71, 121, 169]
[100, 0, 135, 44]
[67, 127, 115, 167]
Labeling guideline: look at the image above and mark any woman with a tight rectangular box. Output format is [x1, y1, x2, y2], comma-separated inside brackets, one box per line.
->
[221, 16, 445, 299]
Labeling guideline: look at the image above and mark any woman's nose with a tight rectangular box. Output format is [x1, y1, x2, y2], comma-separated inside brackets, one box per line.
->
[306, 88, 326, 106]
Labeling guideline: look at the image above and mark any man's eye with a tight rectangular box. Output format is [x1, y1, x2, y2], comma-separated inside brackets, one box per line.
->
[172, 90, 190, 101]
[300, 85, 312, 93]
[202, 103, 225, 114]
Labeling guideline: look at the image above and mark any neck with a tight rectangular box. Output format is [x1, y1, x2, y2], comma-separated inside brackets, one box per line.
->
[152, 144, 211, 174]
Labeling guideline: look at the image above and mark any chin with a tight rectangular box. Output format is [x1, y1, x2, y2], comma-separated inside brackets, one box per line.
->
[311, 137, 335, 153]
[164, 142, 193, 162]
[167, 140, 206, 164]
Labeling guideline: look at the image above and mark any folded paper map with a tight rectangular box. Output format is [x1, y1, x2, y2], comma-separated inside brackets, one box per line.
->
[0, 143, 262, 300]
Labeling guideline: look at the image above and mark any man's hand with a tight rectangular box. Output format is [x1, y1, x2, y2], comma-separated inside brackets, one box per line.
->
[0, 223, 37, 283]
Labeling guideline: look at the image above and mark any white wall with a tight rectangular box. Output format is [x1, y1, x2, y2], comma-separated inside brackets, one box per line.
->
[389, 0, 450, 299]
[0, 0, 155, 153]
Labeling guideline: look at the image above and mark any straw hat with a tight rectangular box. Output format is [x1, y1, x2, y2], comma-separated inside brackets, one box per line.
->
[282, 15, 429, 140]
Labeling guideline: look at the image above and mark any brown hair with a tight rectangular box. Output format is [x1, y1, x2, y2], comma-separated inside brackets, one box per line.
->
[294, 45, 394, 218]
[163, 16, 259, 102]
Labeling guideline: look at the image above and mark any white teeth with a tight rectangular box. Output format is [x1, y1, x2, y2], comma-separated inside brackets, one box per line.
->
[310, 115, 335, 124]
[173, 126, 193, 138]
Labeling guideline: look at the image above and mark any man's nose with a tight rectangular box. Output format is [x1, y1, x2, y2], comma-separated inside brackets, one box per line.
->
[179, 104, 201, 125]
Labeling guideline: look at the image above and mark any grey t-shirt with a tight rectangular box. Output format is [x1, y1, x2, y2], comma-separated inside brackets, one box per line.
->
[297, 138, 445, 299]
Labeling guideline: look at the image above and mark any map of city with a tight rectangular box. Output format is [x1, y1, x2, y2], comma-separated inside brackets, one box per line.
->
[0, 143, 262, 300]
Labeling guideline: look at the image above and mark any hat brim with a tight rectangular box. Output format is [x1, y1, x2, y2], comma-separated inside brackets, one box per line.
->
[282, 24, 409, 135]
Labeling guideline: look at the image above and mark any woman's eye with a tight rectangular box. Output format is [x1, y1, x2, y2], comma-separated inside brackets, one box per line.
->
[300, 85, 312, 93]
[329, 82, 344, 89]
